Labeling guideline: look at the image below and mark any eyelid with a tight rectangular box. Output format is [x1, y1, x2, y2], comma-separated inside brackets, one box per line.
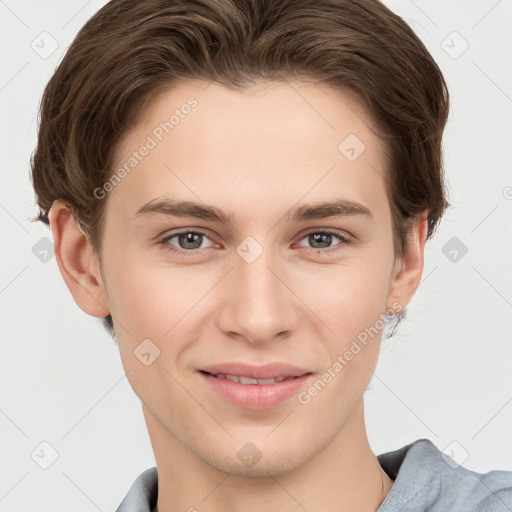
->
[158, 226, 352, 255]
[158, 228, 216, 250]
[299, 227, 352, 241]
[293, 228, 351, 252]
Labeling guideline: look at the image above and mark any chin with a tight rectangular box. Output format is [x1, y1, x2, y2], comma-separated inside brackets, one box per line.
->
[199, 443, 316, 479]
[214, 457, 303, 478]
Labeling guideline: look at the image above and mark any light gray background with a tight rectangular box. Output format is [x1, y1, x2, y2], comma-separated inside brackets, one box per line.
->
[1, 1, 511, 511]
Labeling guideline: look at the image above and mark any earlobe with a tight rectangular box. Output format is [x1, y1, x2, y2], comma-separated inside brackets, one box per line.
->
[386, 214, 429, 314]
[48, 200, 110, 318]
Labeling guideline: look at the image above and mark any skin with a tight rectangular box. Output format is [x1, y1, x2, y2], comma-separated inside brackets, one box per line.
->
[49, 79, 428, 511]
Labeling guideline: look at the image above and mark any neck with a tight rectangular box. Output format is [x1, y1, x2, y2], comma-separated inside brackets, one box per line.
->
[146, 398, 393, 512]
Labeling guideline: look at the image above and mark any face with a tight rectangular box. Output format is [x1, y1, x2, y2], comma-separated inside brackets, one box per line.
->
[95, 80, 406, 476]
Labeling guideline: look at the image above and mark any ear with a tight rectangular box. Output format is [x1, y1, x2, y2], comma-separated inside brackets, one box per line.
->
[386, 212, 429, 314]
[48, 200, 110, 318]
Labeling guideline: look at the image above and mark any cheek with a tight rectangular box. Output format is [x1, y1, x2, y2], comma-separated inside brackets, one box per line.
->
[103, 233, 393, 347]
[102, 244, 187, 335]
[105, 246, 393, 340]
[103, 251, 217, 377]
[102, 255, 194, 407]
[298, 266, 391, 414]
[296, 256, 393, 334]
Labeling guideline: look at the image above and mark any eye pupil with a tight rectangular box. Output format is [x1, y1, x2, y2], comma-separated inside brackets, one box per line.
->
[163, 229, 345, 255]
[310, 233, 332, 249]
[179, 232, 203, 249]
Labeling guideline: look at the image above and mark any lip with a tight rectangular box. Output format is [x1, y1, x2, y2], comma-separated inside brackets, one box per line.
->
[197, 362, 314, 410]
[199, 362, 311, 380]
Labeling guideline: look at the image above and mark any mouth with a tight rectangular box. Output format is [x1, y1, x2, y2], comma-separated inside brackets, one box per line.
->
[198, 361, 312, 380]
[196, 363, 315, 410]
[199, 370, 306, 385]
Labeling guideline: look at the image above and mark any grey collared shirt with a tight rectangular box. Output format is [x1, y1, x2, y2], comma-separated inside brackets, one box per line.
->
[115, 438, 512, 512]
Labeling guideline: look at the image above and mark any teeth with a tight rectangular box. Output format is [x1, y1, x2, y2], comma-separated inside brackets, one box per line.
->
[239, 376, 259, 385]
[257, 378, 278, 385]
[212, 373, 292, 385]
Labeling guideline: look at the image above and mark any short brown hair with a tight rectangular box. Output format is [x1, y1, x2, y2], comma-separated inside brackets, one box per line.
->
[30, 0, 451, 337]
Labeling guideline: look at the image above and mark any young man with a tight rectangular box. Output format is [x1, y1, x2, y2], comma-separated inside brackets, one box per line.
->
[30, 0, 512, 510]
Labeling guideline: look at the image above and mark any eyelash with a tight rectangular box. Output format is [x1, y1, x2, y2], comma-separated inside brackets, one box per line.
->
[157, 228, 351, 256]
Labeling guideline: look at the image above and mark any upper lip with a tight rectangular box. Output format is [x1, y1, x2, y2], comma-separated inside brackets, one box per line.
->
[199, 362, 312, 379]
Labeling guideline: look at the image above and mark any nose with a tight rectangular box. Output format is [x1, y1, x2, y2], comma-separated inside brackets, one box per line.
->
[216, 246, 299, 345]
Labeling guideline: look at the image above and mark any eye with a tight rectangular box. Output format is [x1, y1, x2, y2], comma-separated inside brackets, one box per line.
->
[295, 229, 351, 254]
[158, 229, 215, 254]
[157, 228, 351, 256]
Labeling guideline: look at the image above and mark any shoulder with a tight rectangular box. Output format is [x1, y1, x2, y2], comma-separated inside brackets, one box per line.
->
[115, 467, 158, 512]
[378, 438, 512, 512]
[440, 455, 512, 512]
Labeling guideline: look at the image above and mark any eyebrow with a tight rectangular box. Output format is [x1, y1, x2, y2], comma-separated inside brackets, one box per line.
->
[134, 197, 373, 224]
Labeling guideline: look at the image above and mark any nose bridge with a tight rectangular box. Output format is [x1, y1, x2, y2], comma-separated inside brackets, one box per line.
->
[218, 241, 296, 343]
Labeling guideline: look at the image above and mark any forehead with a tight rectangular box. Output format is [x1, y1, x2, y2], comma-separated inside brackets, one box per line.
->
[109, 79, 389, 220]
[132, 79, 382, 152]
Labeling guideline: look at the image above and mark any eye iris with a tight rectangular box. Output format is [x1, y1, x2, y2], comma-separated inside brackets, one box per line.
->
[310, 233, 332, 249]
[179, 232, 203, 250]
[170, 231, 339, 252]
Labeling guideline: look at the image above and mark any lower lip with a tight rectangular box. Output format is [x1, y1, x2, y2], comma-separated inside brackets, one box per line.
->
[199, 372, 313, 410]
